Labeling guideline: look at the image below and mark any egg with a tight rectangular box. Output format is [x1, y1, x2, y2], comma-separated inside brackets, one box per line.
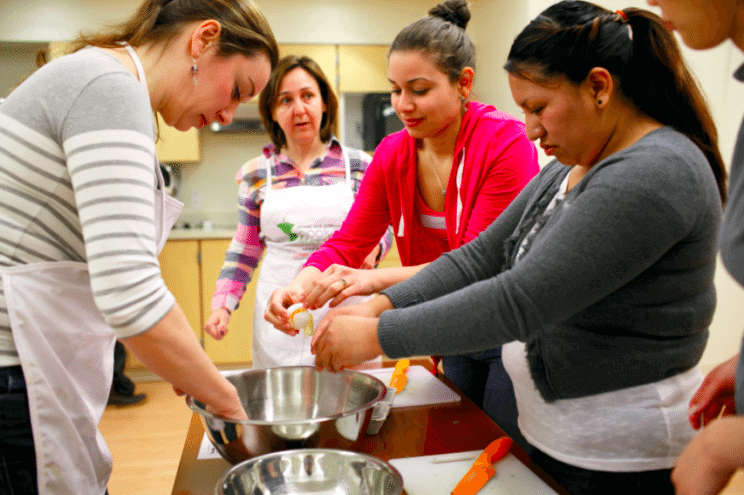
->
[288, 303, 314, 336]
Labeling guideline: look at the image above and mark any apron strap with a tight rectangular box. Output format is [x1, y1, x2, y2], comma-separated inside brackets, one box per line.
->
[122, 42, 167, 249]
[341, 145, 352, 189]
[262, 154, 273, 199]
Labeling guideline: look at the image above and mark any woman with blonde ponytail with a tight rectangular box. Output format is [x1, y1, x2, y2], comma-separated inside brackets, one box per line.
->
[0, 1, 277, 493]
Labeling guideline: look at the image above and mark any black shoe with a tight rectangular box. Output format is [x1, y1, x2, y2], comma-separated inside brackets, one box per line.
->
[107, 391, 147, 406]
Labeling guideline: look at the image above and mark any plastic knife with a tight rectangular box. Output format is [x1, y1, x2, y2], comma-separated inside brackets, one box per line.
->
[450, 436, 514, 495]
[389, 358, 410, 394]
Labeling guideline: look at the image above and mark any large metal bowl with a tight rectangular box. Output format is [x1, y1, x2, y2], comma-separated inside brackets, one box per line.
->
[215, 449, 404, 495]
[186, 366, 388, 464]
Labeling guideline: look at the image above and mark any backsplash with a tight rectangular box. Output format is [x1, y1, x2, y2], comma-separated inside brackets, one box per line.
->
[171, 129, 268, 230]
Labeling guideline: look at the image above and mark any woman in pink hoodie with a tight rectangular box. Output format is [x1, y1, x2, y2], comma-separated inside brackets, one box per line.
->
[265, 0, 539, 452]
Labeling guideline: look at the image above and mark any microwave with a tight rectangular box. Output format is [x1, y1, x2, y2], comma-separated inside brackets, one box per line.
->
[362, 93, 404, 152]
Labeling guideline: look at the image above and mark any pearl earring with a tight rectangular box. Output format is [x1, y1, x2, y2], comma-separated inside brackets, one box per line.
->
[191, 58, 198, 86]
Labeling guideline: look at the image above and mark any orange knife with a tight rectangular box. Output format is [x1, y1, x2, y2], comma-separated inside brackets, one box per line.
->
[451, 436, 513, 495]
[389, 358, 410, 394]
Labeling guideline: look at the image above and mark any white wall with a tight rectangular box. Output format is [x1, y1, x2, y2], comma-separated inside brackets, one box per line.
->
[469, 1, 529, 118]
[0, 42, 47, 97]
[0, 0, 433, 44]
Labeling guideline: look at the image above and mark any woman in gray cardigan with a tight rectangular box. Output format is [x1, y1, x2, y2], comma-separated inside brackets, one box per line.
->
[308, 2, 727, 494]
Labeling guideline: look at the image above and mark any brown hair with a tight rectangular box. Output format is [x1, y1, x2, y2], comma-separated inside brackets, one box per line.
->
[66, 0, 278, 68]
[505, 0, 727, 203]
[259, 55, 338, 150]
[389, 0, 475, 83]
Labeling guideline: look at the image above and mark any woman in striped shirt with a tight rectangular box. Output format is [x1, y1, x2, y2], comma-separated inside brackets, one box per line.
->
[0, 0, 278, 493]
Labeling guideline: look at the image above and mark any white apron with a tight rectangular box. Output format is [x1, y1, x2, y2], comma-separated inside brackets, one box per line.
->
[0, 44, 183, 495]
[252, 149, 371, 368]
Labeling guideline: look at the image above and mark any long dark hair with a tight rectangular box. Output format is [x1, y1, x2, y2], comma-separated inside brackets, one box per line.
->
[259, 55, 338, 149]
[505, 0, 727, 203]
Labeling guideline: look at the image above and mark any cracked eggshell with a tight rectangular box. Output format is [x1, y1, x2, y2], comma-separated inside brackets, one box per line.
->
[288, 303, 310, 330]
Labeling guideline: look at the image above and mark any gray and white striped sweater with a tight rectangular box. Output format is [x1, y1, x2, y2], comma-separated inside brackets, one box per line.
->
[0, 47, 175, 366]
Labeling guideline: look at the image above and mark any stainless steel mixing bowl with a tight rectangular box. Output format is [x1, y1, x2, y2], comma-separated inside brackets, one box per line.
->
[215, 448, 404, 495]
[186, 366, 388, 464]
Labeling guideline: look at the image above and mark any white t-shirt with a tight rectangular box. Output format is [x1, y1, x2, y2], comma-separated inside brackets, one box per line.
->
[503, 341, 701, 471]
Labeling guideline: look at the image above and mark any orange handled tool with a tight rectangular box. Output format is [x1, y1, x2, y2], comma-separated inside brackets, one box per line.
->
[451, 436, 513, 495]
[389, 358, 410, 394]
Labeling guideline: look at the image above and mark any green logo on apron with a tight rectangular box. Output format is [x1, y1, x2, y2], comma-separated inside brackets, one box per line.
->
[277, 222, 298, 241]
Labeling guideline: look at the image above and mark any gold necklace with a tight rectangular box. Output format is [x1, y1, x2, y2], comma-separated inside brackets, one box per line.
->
[426, 146, 448, 197]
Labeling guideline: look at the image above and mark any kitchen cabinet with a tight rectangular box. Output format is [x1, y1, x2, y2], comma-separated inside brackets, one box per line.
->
[155, 113, 201, 163]
[126, 239, 202, 369]
[126, 238, 258, 370]
[338, 45, 390, 93]
[279, 44, 337, 90]
[159, 240, 202, 335]
[275, 44, 391, 97]
[200, 239, 258, 364]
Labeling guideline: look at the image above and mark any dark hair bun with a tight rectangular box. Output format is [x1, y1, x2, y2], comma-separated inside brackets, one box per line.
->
[429, 0, 470, 30]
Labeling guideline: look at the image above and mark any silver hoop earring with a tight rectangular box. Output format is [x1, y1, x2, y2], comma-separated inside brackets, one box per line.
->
[191, 58, 198, 86]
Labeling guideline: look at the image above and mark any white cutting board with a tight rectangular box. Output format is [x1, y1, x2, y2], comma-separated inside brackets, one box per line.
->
[390, 450, 559, 495]
[362, 365, 460, 408]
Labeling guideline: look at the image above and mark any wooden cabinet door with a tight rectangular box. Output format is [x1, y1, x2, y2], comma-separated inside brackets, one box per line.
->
[279, 44, 337, 90]
[200, 239, 260, 366]
[155, 113, 201, 163]
[127, 239, 202, 369]
[338, 45, 390, 93]
[160, 240, 203, 335]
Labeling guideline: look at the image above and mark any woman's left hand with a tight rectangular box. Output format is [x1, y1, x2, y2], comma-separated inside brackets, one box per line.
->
[311, 313, 383, 372]
[303, 264, 380, 309]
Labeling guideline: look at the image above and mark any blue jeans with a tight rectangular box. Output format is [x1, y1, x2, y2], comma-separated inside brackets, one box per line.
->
[442, 347, 534, 455]
[0, 365, 37, 495]
[531, 448, 674, 495]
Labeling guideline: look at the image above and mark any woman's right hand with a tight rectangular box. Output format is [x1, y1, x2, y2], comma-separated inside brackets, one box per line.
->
[173, 383, 246, 420]
[205, 385, 248, 420]
[688, 354, 739, 429]
[310, 295, 393, 372]
[264, 283, 306, 335]
[204, 308, 231, 340]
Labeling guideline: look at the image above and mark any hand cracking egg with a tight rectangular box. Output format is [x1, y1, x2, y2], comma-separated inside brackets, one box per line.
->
[288, 303, 315, 336]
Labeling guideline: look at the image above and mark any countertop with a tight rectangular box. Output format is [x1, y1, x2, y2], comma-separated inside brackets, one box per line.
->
[168, 228, 235, 240]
